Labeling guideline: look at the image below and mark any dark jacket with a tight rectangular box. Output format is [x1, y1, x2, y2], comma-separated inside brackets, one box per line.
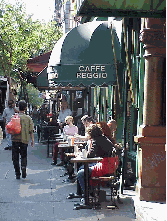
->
[87, 135, 115, 158]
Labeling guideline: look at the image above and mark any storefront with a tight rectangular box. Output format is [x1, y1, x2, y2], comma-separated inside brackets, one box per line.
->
[75, 0, 166, 201]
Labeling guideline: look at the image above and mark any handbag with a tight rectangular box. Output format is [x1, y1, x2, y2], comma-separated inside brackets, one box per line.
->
[6, 113, 21, 134]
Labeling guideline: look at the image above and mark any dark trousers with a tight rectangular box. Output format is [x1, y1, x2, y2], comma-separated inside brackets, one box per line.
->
[12, 142, 28, 174]
[53, 142, 65, 163]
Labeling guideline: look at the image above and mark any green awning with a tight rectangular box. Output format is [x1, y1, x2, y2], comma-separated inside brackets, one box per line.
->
[48, 21, 121, 86]
[77, 0, 166, 18]
[37, 67, 49, 89]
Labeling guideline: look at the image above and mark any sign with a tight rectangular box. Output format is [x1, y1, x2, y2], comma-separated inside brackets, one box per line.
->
[76, 65, 107, 79]
[52, 64, 116, 86]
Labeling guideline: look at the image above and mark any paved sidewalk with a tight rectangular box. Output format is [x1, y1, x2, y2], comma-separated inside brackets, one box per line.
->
[0, 134, 165, 221]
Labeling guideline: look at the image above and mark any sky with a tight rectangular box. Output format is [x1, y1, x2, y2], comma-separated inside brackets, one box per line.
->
[6, 0, 55, 22]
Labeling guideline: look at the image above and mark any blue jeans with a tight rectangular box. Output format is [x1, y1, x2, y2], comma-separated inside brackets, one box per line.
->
[77, 163, 96, 193]
[5, 128, 12, 147]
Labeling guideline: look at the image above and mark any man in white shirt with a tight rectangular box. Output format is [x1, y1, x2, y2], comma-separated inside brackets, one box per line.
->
[2, 100, 18, 150]
[58, 101, 72, 131]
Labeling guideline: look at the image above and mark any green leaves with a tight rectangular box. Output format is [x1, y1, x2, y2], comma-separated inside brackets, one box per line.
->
[25, 83, 44, 108]
[0, 0, 62, 81]
[17, 83, 44, 108]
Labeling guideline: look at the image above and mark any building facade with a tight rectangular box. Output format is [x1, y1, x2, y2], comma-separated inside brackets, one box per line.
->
[74, 0, 166, 202]
[54, 0, 81, 34]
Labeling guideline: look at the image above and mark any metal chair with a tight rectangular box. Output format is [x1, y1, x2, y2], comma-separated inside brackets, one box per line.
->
[90, 149, 123, 209]
[46, 126, 60, 158]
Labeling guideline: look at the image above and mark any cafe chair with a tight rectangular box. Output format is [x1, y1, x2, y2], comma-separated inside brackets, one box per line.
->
[90, 151, 122, 209]
[46, 126, 61, 158]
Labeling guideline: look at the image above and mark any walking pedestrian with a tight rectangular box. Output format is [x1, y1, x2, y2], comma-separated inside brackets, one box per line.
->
[2, 100, 18, 150]
[11, 100, 34, 179]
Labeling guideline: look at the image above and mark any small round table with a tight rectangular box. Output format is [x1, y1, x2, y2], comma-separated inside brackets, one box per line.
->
[70, 157, 103, 209]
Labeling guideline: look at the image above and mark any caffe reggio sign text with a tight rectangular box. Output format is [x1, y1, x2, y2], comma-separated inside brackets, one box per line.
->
[76, 65, 107, 79]
[52, 64, 116, 86]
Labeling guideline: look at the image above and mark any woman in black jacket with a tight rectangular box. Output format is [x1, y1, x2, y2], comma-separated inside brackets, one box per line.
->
[77, 124, 116, 194]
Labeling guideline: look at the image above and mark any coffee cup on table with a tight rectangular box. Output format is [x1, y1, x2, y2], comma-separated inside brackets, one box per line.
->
[82, 149, 87, 158]
[68, 136, 74, 146]
[74, 145, 78, 153]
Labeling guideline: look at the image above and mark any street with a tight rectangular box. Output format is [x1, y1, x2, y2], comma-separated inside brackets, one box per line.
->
[0, 133, 137, 221]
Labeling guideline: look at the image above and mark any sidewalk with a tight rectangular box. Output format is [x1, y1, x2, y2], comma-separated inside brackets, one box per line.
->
[0, 134, 165, 221]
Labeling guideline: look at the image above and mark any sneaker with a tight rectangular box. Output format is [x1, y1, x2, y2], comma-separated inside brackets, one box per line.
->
[51, 162, 57, 165]
[80, 198, 85, 204]
[22, 167, 26, 178]
[4, 146, 11, 150]
[15, 172, 21, 179]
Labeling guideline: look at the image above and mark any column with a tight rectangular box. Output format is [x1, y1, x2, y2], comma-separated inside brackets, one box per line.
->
[134, 18, 166, 201]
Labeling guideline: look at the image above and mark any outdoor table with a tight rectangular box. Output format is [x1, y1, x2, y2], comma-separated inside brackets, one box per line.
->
[58, 141, 84, 150]
[58, 143, 73, 148]
[58, 142, 75, 168]
[70, 157, 103, 209]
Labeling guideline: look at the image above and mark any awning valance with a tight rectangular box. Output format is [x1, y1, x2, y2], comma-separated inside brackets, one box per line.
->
[76, 0, 166, 18]
[48, 21, 121, 86]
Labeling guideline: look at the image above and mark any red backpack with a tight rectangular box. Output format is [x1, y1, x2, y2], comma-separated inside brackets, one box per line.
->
[6, 113, 21, 134]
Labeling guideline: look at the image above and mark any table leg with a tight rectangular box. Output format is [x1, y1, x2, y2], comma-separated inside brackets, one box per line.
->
[73, 162, 93, 210]
[84, 162, 89, 205]
[47, 138, 49, 158]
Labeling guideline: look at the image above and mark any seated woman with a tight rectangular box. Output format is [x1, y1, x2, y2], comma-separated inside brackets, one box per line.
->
[96, 121, 115, 144]
[107, 119, 117, 141]
[51, 116, 78, 166]
[77, 124, 119, 194]
[63, 116, 78, 136]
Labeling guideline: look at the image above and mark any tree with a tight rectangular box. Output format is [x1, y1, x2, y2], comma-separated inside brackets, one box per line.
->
[0, 0, 62, 79]
[18, 83, 44, 109]
[0, 0, 62, 100]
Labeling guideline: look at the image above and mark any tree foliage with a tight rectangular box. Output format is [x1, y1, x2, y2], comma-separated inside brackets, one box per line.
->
[0, 0, 63, 81]
[17, 83, 44, 108]
[25, 83, 44, 108]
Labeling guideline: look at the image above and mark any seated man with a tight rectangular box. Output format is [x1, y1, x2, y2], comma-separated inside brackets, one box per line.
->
[77, 124, 118, 194]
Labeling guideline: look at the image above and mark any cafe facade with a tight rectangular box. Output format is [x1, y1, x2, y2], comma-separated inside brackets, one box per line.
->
[74, 0, 166, 202]
[48, 0, 166, 202]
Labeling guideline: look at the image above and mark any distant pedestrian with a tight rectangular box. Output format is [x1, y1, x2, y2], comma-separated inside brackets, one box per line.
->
[2, 100, 18, 150]
[31, 106, 39, 132]
[11, 100, 34, 179]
